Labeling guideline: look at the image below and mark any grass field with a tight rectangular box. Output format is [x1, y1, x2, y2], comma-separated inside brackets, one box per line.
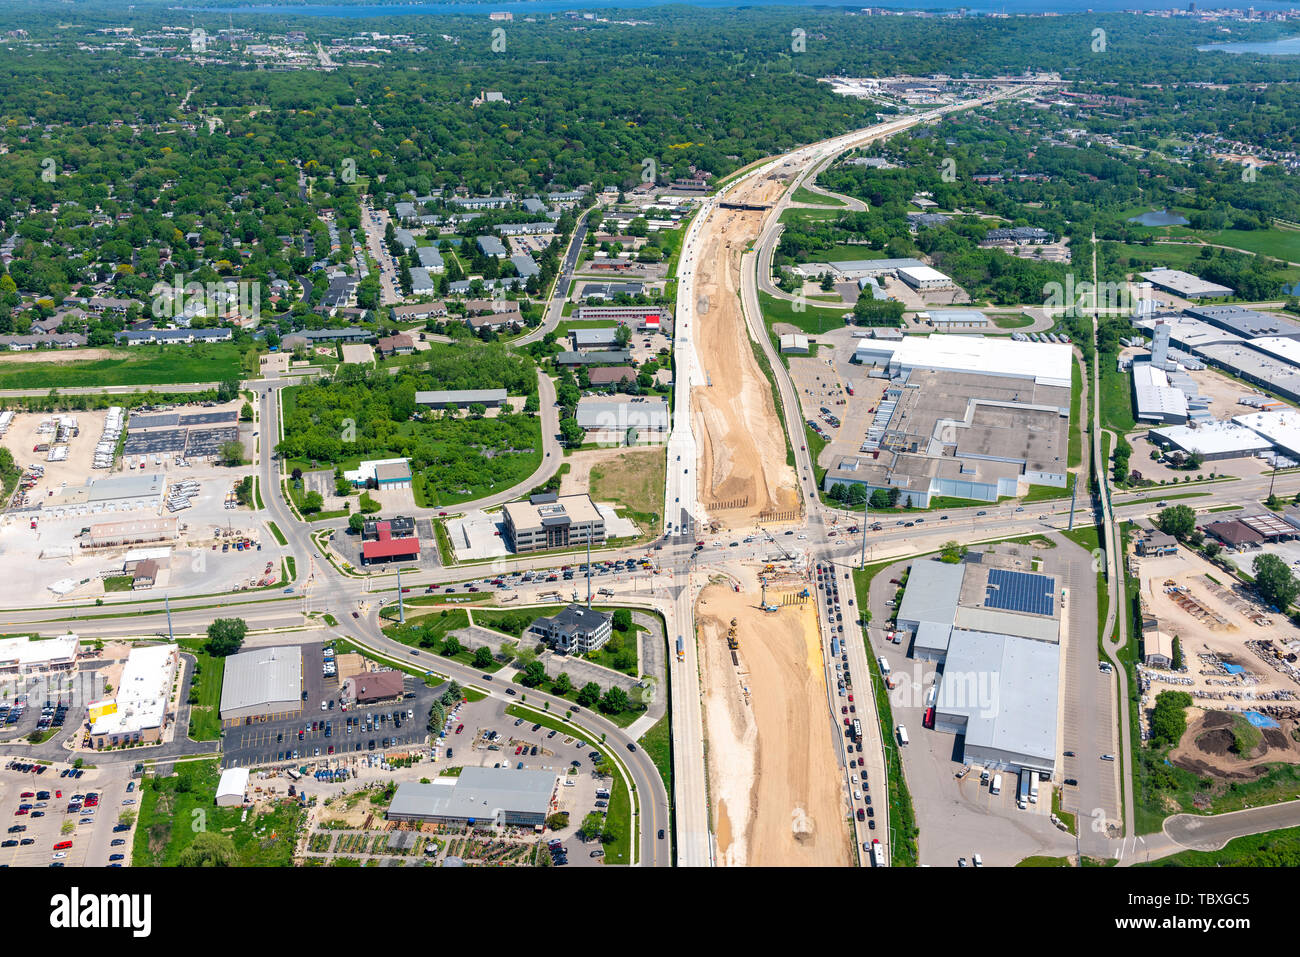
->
[179, 641, 226, 742]
[758, 290, 848, 337]
[589, 448, 665, 534]
[134, 759, 304, 867]
[990, 312, 1035, 329]
[1099, 354, 1136, 435]
[1068, 359, 1084, 470]
[0, 343, 247, 389]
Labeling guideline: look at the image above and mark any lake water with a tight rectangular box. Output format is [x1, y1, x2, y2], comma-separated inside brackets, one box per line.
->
[211, 1, 1300, 18]
[1198, 35, 1300, 55]
[1127, 209, 1190, 227]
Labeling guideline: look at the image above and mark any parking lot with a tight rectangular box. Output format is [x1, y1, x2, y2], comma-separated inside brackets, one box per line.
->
[429, 694, 618, 867]
[0, 666, 110, 748]
[221, 642, 440, 769]
[0, 757, 138, 868]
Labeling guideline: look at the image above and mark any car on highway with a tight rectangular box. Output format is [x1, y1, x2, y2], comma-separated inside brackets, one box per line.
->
[1100, 753, 1115, 761]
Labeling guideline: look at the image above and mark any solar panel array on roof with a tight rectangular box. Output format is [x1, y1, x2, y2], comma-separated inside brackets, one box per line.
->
[985, 568, 1055, 616]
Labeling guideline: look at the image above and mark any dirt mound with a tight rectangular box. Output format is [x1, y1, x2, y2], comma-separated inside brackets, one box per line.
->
[1200, 711, 1234, 731]
[1264, 728, 1291, 750]
[1194, 728, 1235, 757]
[1170, 753, 1266, 781]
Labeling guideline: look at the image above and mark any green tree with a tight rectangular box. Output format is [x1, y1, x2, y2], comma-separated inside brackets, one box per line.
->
[1253, 553, 1300, 612]
[439, 680, 463, 706]
[560, 417, 585, 448]
[472, 645, 495, 669]
[600, 685, 629, 714]
[302, 490, 324, 513]
[218, 439, 244, 467]
[178, 831, 237, 867]
[348, 512, 366, 534]
[939, 540, 964, 564]
[553, 672, 573, 696]
[521, 660, 548, 687]
[1149, 690, 1192, 749]
[240, 401, 254, 422]
[441, 635, 463, 658]
[612, 608, 632, 632]
[1155, 504, 1196, 540]
[576, 682, 601, 708]
[579, 812, 605, 841]
[205, 617, 247, 657]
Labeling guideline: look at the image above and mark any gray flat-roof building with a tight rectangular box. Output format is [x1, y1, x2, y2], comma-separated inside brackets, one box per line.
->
[896, 559, 966, 658]
[476, 235, 508, 258]
[573, 327, 621, 349]
[386, 767, 557, 827]
[575, 399, 669, 433]
[1140, 269, 1233, 300]
[934, 629, 1060, 776]
[415, 246, 445, 272]
[415, 389, 508, 409]
[219, 645, 303, 720]
[556, 350, 632, 366]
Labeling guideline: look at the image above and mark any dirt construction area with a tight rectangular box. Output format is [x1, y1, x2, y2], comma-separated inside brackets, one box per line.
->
[691, 174, 800, 529]
[1135, 550, 1300, 709]
[696, 567, 851, 867]
[1169, 708, 1300, 782]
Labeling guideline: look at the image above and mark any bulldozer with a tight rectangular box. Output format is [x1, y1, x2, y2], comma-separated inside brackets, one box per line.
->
[727, 626, 739, 650]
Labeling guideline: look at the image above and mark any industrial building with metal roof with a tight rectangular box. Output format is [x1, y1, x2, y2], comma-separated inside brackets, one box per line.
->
[1140, 268, 1234, 299]
[934, 629, 1060, 775]
[1148, 421, 1273, 461]
[1131, 362, 1189, 425]
[853, 334, 1073, 389]
[219, 645, 304, 720]
[386, 767, 558, 827]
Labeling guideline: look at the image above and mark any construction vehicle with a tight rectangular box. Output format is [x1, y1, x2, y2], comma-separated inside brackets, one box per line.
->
[726, 627, 738, 650]
[676, 636, 684, 662]
[763, 604, 779, 613]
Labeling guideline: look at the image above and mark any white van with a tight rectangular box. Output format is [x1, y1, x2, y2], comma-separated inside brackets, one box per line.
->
[877, 656, 891, 677]
[990, 773, 1002, 795]
[896, 725, 909, 747]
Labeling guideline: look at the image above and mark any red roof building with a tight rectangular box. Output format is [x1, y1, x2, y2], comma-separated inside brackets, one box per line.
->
[361, 536, 421, 564]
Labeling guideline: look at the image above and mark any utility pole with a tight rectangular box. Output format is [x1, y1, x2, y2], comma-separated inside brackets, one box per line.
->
[396, 566, 405, 624]
[1068, 473, 1077, 532]
[165, 594, 174, 643]
[860, 492, 869, 569]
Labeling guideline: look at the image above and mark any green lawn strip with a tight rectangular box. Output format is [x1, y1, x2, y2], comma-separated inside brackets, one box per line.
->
[1206, 504, 1242, 513]
[1113, 492, 1210, 508]
[990, 313, 1034, 329]
[102, 576, 134, 592]
[1016, 855, 1072, 867]
[1068, 359, 1084, 470]
[1138, 825, 1300, 867]
[504, 702, 634, 866]
[134, 759, 305, 866]
[268, 521, 288, 546]
[177, 640, 226, 743]
[849, 560, 919, 866]
[638, 713, 672, 802]
[252, 476, 264, 510]
[1021, 481, 1073, 504]
[747, 331, 796, 469]
[1052, 787, 1077, 835]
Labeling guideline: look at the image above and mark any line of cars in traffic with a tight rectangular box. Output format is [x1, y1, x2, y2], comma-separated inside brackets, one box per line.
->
[817, 563, 877, 833]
